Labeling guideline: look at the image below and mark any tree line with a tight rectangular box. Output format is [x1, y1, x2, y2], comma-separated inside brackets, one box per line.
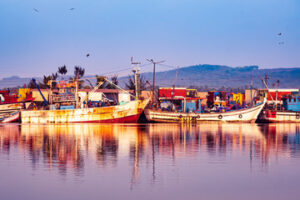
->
[27, 65, 149, 91]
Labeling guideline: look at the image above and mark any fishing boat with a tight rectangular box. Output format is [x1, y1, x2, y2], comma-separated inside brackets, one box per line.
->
[145, 99, 266, 123]
[0, 89, 33, 121]
[145, 87, 266, 123]
[0, 111, 20, 123]
[21, 98, 149, 124]
[259, 110, 300, 123]
[20, 68, 150, 124]
[259, 94, 300, 123]
[0, 102, 31, 115]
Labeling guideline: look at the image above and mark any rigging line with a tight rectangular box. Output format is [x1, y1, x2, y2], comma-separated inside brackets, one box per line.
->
[101, 63, 152, 76]
[157, 63, 179, 69]
[104, 78, 136, 99]
[79, 63, 153, 81]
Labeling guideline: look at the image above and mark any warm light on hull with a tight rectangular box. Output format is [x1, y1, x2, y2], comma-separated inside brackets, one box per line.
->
[21, 99, 149, 124]
[145, 100, 266, 123]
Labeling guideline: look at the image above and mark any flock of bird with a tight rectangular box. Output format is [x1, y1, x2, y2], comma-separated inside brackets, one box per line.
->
[33, 7, 91, 57]
[277, 32, 284, 45]
[33, 8, 75, 12]
[32, 7, 285, 59]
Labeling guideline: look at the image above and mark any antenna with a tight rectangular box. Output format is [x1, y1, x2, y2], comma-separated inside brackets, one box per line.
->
[131, 57, 141, 72]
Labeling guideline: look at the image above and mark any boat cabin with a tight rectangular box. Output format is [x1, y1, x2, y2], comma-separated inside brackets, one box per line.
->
[0, 89, 32, 104]
[283, 95, 300, 112]
[158, 87, 203, 113]
[0, 90, 17, 104]
[257, 89, 299, 104]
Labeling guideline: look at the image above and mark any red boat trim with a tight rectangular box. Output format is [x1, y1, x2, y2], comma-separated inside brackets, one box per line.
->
[72, 114, 141, 123]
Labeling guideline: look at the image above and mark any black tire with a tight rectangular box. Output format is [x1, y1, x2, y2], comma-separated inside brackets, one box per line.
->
[239, 114, 243, 119]
[179, 115, 183, 119]
[218, 115, 223, 119]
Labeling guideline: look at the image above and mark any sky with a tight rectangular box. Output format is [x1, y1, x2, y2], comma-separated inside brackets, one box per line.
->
[0, 0, 299, 78]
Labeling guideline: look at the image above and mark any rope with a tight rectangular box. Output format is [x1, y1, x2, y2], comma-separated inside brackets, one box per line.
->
[104, 78, 136, 99]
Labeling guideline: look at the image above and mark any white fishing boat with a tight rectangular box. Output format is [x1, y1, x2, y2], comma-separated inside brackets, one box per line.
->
[0, 111, 20, 123]
[259, 110, 300, 123]
[145, 99, 266, 123]
[0, 89, 33, 120]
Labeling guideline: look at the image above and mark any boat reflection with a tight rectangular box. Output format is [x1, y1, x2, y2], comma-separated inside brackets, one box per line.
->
[0, 123, 300, 180]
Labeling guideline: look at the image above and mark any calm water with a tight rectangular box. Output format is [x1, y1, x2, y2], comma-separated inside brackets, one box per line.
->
[0, 123, 300, 200]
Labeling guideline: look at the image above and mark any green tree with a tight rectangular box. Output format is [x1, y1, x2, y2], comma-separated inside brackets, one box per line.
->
[27, 79, 37, 89]
[73, 66, 85, 89]
[39, 75, 52, 89]
[125, 75, 147, 90]
[125, 75, 135, 90]
[105, 75, 118, 89]
[58, 65, 68, 79]
[74, 66, 85, 79]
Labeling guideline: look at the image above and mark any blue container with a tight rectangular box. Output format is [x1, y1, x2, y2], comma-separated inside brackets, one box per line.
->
[60, 105, 75, 110]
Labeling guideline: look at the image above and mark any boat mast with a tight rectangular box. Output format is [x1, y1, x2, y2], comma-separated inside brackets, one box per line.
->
[131, 57, 141, 100]
[250, 72, 253, 106]
[75, 76, 79, 108]
[172, 66, 179, 99]
[48, 80, 53, 105]
[275, 80, 280, 110]
[262, 75, 274, 102]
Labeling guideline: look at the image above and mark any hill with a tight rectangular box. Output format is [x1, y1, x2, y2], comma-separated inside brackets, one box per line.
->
[1, 65, 300, 90]
[121, 65, 300, 90]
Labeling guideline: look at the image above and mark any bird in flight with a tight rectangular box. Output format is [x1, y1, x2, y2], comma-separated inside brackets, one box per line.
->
[278, 42, 284, 45]
[86, 53, 90, 57]
[33, 8, 39, 12]
[278, 33, 282, 36]
[70, 8, 75, 11]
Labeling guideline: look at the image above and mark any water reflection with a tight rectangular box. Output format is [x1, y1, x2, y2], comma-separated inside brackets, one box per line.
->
[0, 123, 300, 180]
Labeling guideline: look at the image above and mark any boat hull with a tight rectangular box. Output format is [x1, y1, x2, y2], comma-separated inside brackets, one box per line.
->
[0, 112, 20, 123]
[21, 99, 149, 124]
[0, 102, 31, 120]
[145, 101, 266, 123]
[259, 110, 300, 123]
